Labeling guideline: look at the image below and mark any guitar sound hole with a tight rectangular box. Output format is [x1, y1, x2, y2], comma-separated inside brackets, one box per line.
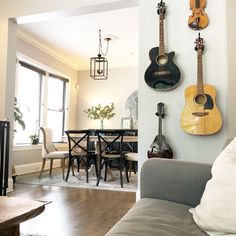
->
[156, 54, 168, 65]
[195, 94, 207, 105]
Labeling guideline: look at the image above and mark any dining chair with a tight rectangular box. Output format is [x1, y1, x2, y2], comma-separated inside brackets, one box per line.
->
[125, 152, 138, 178]
[65, 130, 97, 183]
[39, 127, 69, 179]
[96, 129, 128, 188]
[123, 129, 138, 178]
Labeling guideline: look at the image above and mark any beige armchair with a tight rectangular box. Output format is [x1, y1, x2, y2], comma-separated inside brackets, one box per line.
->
[39, 127, 69, 179]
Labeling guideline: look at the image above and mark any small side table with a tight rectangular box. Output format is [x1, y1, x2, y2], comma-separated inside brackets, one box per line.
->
[0, 196, 45, 236]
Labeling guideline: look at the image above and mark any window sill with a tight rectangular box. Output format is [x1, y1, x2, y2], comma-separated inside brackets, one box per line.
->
[13, 144, 42, 152]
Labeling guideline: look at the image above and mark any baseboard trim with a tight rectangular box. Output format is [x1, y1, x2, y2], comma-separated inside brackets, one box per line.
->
[7, 177, 14, 193]
[14, 160, 62, 175]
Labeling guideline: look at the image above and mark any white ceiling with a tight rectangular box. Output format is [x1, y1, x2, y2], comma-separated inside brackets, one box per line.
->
[17, 6, 139, 70]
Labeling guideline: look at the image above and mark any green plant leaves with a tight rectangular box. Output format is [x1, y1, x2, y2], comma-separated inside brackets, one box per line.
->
[84, 103, 115, 120]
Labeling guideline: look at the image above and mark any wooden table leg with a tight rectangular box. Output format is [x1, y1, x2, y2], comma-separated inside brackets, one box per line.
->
[0, 224, 20, 236]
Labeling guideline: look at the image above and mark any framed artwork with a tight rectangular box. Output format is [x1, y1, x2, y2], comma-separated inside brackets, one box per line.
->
[121, 117, 132, 129]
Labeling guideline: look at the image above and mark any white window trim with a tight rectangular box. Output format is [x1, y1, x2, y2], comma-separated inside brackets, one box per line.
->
[15, 53, 71, 145]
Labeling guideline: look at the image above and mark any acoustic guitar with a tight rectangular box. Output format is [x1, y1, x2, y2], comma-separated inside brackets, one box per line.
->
[188, 0, 209, 30]
[180, 34, 222, 135]
[145, 0, 181, 91]
[147, 102, 173, 159]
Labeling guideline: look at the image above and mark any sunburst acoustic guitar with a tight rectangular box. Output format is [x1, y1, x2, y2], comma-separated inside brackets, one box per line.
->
[145, 0, 181, 91]
[180, 34, 222, 135]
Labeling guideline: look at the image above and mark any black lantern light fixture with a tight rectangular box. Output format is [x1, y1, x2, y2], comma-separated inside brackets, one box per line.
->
[90, 29, 112, 80]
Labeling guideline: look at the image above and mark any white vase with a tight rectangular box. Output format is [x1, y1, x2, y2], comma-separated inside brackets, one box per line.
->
[100, 120, 104, 129]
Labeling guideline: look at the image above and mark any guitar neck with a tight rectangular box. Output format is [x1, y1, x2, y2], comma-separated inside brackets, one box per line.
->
[197, 49, 204, 94]
[159, 13, 165, 55]
[158, 116, 163, 138]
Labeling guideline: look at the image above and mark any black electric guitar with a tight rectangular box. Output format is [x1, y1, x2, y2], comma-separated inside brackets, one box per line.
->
[145, 0, 181, 90]
[147, 102, 173, 159]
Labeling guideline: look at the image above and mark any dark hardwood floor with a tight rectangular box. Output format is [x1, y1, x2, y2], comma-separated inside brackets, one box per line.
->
[8, 183, 136, 236]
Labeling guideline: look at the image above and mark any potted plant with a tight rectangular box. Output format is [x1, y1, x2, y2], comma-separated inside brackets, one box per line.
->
[84, 103, 115, 129]
[29, 134, 39, 145]
[14, 97, 25, 131]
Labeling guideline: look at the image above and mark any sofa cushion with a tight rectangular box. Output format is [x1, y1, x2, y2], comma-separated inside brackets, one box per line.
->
[190, 137, 236, 235]
[105, 198, 208, 236]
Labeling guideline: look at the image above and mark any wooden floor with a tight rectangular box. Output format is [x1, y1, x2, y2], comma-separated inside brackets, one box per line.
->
[8, 184, 136, 236]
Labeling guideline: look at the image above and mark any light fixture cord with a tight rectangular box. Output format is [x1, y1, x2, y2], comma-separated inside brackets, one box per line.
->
[98, 29, 109, 56]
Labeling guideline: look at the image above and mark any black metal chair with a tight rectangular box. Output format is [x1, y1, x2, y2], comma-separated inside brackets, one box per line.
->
[96, 129, 128, 188]
[65, 130, 97, 183]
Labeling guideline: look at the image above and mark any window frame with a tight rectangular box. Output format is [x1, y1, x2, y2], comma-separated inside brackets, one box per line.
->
[15, 59, 70, 145]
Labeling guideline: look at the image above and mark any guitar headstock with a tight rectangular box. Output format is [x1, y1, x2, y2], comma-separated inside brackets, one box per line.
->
[195, 33, 204, 52]
[156, 102, 165, 118]
[157, 0, 166, 17]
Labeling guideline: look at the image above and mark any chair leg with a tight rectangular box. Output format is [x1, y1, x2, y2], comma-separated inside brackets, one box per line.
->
[104, 161, 108, 181]
[125, 160, 130, 183]
[49, 159, 53, 176]
[76, 158, 81, 173]
[39, 159, 46, 178]
[119, 159, 123, 188]
[61, 159, 65, 180]
[134, 161, 137, 174]
[65, 158, 73, 181]
[93, 155, 99, 178]
[72, 161, 75, 176]
[96, 160, 105, 186]
[85, 157, 89, 183]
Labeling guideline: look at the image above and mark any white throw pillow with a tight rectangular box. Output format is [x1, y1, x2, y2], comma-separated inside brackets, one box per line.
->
[190, 137, 236, 236]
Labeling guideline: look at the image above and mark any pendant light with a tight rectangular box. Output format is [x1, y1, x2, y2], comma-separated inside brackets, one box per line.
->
[90, 30, 111, 80]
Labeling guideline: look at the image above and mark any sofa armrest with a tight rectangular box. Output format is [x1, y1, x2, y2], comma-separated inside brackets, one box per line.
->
[140, 158, 212, 207]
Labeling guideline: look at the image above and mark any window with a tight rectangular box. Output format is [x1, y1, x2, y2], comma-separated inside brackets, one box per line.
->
[46, 75, 68, 142]
[15, 61, 69, 144]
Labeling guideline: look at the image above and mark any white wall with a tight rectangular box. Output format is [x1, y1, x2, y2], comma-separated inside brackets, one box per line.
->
[12, 37, 79, 166]
[77, 67, 138, 129]
[0, 0, 138, 177]
[226, 0, 236, 137]
[0, 0, 235, 181]
[17, 37, 78, 129]
[138, 0, 228, 171]
[0, 0, 139, 120]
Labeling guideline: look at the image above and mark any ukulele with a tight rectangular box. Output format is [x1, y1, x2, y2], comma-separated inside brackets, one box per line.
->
[188, 0, 209, 30]
[147, 102, 173, 159]
[180, 34, 222, 135]
[145, 0, 181, 91]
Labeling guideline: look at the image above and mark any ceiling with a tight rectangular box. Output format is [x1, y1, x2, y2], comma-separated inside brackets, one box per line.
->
[17, 6, 139, 70]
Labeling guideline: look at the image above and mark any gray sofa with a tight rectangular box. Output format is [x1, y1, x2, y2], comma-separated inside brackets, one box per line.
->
[106, 158, 212, 236]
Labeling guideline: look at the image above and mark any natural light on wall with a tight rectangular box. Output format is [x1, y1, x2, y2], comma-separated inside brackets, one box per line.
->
[14, 61, 69, 144]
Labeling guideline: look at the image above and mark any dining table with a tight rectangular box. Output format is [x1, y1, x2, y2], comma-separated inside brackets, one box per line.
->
[60, 129, 138, 145]
[58, 129, 138, 181]
[0, 196, 45, 236]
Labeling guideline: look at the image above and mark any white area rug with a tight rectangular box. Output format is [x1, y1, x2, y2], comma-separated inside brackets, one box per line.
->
[16, 168, 137, 192]
[20, 234, 46, 236]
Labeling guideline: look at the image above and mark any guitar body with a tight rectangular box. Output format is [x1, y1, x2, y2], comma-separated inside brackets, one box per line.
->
[148, 102, 173, 159]
[147, 135, 173, 159]
[145, 47, 181, 90]
[180, 84, 222, 135]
